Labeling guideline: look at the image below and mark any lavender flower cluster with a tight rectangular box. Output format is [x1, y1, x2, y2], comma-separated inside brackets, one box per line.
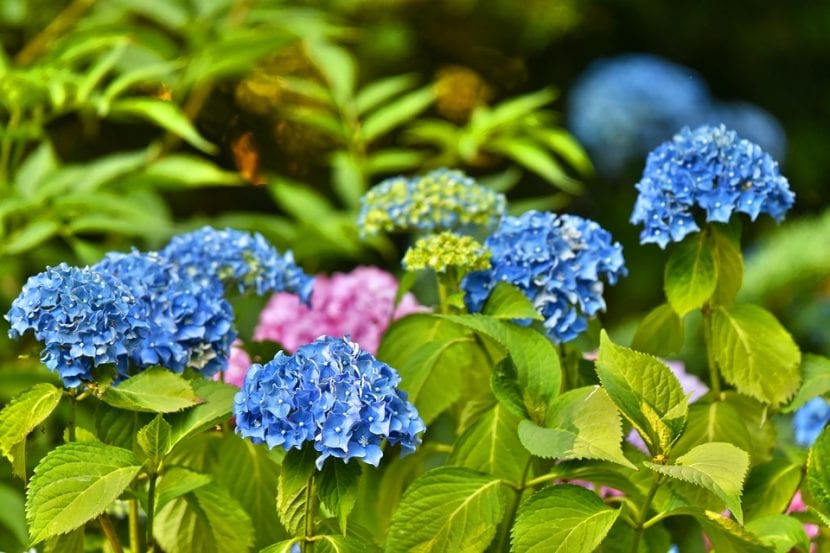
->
[233, 336, 424, 469]
[463, 210, 626, 343]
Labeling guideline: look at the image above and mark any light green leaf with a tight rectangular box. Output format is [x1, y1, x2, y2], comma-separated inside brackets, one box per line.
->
[0, 383, 62, 461]
[529, 127, 594, 176]
[362, 86, 435, 142]
[482, 282, 543, 321]
[270, 178, 335, 224]
[319, 460, 362, 533]
[356, 74, 418, 114]
[711, 304, 801, 406]
[518, 386, 635, 469]
[595, 330, 688, 455]
[155, 467, 212, 513]
[473, 88, 556, 130]
[511, 484, 620, 553]
[631, 303, 685, 357]
[304, 41, 355, 104]
[807, 425, 830, 516]
[485, 138, 582, 194]
[693, 510, 775, 553]
[261, 539, 301, 553]
[664, 233, 717, 316]
[142, 155, 242, 187]
[166, 380, 236, 451]
[14, 142, 57, 197]
[44, 526, 84, 553]
[644, 442, 750, 523]
[743, 460, 803, 521]
[277, 446, 317, 535]
[710, 225, 744, 306]
[100, 60, 182, 111]
[449, 402, 530, 484]
[101, 368, 200, 413]
[745, 514, 810, 553]
[137, 415, 172, 470]
[0, 482, 27, 548]
[385, 467, 510, 553]
[26, 442, 142, 543]
[1, 220, 61, 255]
[595, 519, 672, 553]
[785, 354, 830, 412]
[331, 151, 366, 208]
[109, 98, 218, 153]
[366, 148, 426, 174]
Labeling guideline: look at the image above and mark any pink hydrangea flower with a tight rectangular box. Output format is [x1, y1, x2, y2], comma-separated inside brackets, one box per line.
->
[254, 266, 425, 355]
[221, 342, 252, 388]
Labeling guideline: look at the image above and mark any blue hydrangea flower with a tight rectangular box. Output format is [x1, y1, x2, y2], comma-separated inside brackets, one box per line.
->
[462, 211, 626, 343]
[793, 397, 830, 447]
[568, 54, 710, 175]
[700, 102, 787, 163]
[161, 226, 314, 303]
[631, 125, 795, 248]
[5, 263, 146, 388]
[95, 250, 236, 377]
[357, 168, 506, 237]
[234, 336, 425, 469]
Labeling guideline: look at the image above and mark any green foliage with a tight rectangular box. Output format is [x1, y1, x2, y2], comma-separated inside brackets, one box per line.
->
[0, 383, 62, 466]
[664, 233, 718, 316]
[319, 460, 362, 534]
[137, 414, 172, 471]
[277, 445, 317, 536]
[785, 354, 830, 412]
[510, 484, 620, 553]
[744, 514, 811, 553]
[743, 459, 803, 521]
[165, 380, 236, 451]
[482, 282, 544, 321]
[100, 368, 201, 413]
[709, 225, 744, 307]
[807, 426, 830, 517]
[692, 510, 774, 553]
[631, 303, 685, 357]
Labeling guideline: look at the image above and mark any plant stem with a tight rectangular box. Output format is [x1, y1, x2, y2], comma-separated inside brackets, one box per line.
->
[631, 475, 662, 553]
[67, 389, 77, 442]
[494, 459, 532, 552]
[301, 471, 316, 553]
[129, 498, 141, 553]
[523, 472, 560, 489]
[0, 109, 21, 189]
[436, 274, 449, 314]
[99, 513, 124, 553]
[702, 305, 721, 398]
[146, 474, 157, 552]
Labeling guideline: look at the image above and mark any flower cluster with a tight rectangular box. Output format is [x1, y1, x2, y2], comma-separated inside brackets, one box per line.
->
[95, 251, 236, 377]
[357, 169, 506, 237]
[255, 266, 424, 355]
[6, 264, 145, 387]
[792, 397, 830, 447]
[220, 342, 252, 388]
[463, 211, 626, 343]
[402, 232, 491, 275]
[233, 336, 424, 469]
[631, 125, 795, 248]
[161, 226, 314, 303]
[700, 102, 786, 161]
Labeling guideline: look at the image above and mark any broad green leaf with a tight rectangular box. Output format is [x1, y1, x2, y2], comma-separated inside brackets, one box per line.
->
[631, 303, 684, 357]
[485, 138, 582, 194]
[331, 150, 366, 208]
[385, 467, 510, 553]
[45, 526, 84, 553]
[595, 519, 672, 553]
[664, 233, 717, 316]
[26, 442, 142, 543]
[785, 354, 830, 412]
[319, 460, 362, 533]
[470, 88, 556, 132]
[362, 86, 435, 142]
[101, 368, 200, 413]
[356, 74, 418, 114]
[482, 282, 543, 321]
[645, 442, 750, 523]
[95, 403, 152, 451]
[166, 380, 236, 451]
[277, 446, 317, 535]
[807, 425, 830, 516]
[490, 357, 528, 419]
[711, 304, 801, 406]
[270, 178, 335, 224]
[14, 142, 57, 197]
[0, 383, 62, 461]
[693, 510, 775, 553]
[0, 482, 27, 548]
[143, 155, 242, 187]
[710, 225, 744, 306]
[743, 460, 803, 521]
[1, 220, 61, 255]
[304, 40, 355, 104]
[449, 402, 530, 484]
[155, 467, 212, 512]
[745, 514, 810, 553]
[154, 481, 254, 553]
[511, 484, 620, 553]
[137, 415, 172, 470]
[109, 98, 218, 153]
[518, 386, 635, 469]
[595, 331, 688, 455]
[439, 314, 560, 424]
[366, 148, 426, 174]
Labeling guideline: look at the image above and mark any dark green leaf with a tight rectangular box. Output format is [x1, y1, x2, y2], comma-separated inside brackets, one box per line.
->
[631, 303, 685, 357]
[743, 459, 803, 522]
[664, 233, 717, 316]
[319, 459, 362, 533]
[277, 446, 317, 535]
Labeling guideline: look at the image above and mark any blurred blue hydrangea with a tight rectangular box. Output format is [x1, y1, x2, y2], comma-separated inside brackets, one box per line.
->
[462, 211, 626, 343]
[161, 226, 314, 303]
[631, 125, 795, 248]
[793, 397, 830, 447]
[234, 336, 424, 469]
[357, 168, 506, 237]
[568, 54, 710, 175]
[700, 102, 787, 163]
[5, 263, 146, 388]
[95, 251, 236, 377]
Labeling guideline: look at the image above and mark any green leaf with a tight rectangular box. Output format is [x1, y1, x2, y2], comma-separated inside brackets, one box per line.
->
[155, 467, 213, 512]
[101, 368, 200, 413]
[644, 442, 750, 523]
[664, 233, 717, 316]
[1, 220, 61, 255]
[95, 403, 152, 451]
[319, 460, 362, 533]
[137, 415, 172, 470]
[0, 482, 27, 548]
[711, 304, 802, 406]
[518, 386, 635, 469]
[108, 98, 217, 153]
[166, 380, 236, 451]
[142, 155, 242, 187]
[785, 354, 830, 412]
[743, 460, 803, 521]
[270, 178, 335, 224]
[482, 282, 543, 321]
[595, 519, 672, 553]
[154, 481, 255, 553]
[807, 425, 830, 516]
[44, 526, 84, 553]
[745, 514, 810, 553]
[439, 314, 561, 424]
[304, 41, 355, 104]
[261, 539, 302, 553]
[511, 484, 620, 553]
[26, 442, 142, 543]
[529, 127, 594, 176]
[710, 225, 744, 306]
[277, 446, 317, 535]
[490, 357, 528, 419]
[356, 74, 418, 114]
[366, 148, 426, 174]
[595, 330, 688, 455]
[485, 138, 582, 194]
[631, 303, 685, 357]
[385, 467, 510, 553]
[692, 510, 775, 553]
[14, 142, 57, 197]
[449, 402, 530, 484]
[472, 88, 556, 130]
[331, 151, 366, 208]
[361, 86, 435, 142]
[0, 383, 62, 461]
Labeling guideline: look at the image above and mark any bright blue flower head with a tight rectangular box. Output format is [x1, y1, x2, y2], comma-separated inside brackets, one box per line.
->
[702, 102, 787, 163]
[234, 336, 424, 469]
[631, 125, 795, 248]
[462, 211, 627, 343]
[5, 263, 145, 388]
[95, 251, 236, 377]
[161, 226, 314, 303]
[793, 397, 830, 447]
[568, 54, 710, 175]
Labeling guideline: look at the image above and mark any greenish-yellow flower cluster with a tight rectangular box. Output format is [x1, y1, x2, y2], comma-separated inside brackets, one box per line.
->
[402, 232, 491, 274]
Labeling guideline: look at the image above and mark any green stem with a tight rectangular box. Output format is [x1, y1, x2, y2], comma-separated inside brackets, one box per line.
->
[702, 305, 721, 398]
[436, 274, 449, 314]
[67, 390, 77, 442]
[129, 497, 141, 553]
[494, 459, 533, 552]
[99, 513, 124, 553]
[0, 109, 21, 189]
[523, 472, 560, 489]
[631, 475, 662, 553]
[301, 471, 316, 553]
[146, 474, 157, 552]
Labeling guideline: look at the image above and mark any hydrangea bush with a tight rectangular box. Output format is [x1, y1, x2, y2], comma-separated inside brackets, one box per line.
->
[1, 133, 829, 553]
